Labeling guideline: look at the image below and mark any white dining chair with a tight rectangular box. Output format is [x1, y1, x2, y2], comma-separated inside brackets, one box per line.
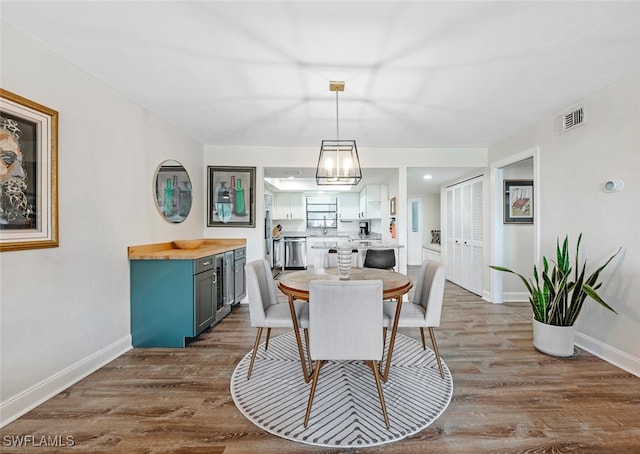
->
[382, 260, 446, 378]
[246, 259, 309, 380]
[304, 280, 389, 428]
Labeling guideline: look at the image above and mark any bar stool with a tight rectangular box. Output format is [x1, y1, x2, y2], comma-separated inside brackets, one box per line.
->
[363, 249, 396, 270]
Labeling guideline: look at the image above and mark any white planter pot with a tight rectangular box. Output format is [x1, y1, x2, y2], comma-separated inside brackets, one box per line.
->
[532, 319, 576, 357]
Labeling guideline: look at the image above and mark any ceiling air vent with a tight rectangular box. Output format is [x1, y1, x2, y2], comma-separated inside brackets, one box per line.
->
[556, 105, 585, 134]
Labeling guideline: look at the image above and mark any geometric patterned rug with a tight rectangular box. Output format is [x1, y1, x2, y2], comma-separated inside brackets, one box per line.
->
[230, 332, 453, 448]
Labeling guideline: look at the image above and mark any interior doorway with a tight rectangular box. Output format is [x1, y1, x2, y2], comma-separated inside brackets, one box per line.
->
[489, 147, 540, 304]
[407, 197, 422, 265]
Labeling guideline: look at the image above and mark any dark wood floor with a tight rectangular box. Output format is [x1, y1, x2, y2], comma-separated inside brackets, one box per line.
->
[2, 271, 639, 453]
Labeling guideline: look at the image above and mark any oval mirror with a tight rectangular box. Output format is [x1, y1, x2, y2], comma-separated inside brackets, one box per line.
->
[154, 160, 192, 223]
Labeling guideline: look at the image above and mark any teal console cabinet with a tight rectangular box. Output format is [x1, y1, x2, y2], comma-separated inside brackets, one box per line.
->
[128, 239, 246, 348]
[130, 256, 216, 347]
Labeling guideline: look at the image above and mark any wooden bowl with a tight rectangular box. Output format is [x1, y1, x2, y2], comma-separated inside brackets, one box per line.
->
[173, 239, 204, 250]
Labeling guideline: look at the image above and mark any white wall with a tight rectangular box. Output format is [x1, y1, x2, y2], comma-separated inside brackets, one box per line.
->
[0, 23, 204, 426]
[488, 73, 640, 373]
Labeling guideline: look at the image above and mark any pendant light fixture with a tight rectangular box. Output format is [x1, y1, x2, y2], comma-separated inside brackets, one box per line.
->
[316, 81, 362, 186]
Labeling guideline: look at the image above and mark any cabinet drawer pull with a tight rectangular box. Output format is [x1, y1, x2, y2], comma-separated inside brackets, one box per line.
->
[212, 273, 217, 283]
[201, 261, 211, 266]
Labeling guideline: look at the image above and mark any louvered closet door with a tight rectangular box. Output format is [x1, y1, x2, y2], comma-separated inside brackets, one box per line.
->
[446, 189, 456, 277]
[445, 176, 484, 296]
[461, 183, 472, 288]
[469, 178, 484, 295]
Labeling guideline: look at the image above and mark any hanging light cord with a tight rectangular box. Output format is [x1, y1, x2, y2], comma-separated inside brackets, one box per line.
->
[335, 90, 340, 141]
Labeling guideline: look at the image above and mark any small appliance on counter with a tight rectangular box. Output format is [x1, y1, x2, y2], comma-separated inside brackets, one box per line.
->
[359, 221, 370, 238]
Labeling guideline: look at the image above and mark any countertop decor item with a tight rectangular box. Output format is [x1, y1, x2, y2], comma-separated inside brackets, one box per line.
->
[490, 233, 621, 357]
[336, 243, 352, 279]
[172, 239, 204, 250]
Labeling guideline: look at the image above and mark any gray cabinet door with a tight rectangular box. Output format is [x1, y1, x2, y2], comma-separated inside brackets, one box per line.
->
[234, 257, 246, 302]
[194, 268, 215, 335]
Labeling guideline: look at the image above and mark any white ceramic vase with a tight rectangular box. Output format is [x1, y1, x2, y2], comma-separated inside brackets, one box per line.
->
[336, 244, 352, 279]
[532, 318, 576, 357]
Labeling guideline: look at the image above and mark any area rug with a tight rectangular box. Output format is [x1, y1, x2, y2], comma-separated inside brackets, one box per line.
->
[230, 332, 453, 448]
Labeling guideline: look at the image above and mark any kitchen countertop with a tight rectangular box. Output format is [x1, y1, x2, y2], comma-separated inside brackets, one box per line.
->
[281, 231, 308, 238]
[128, 239, 246, 260]
[423, 243, 441, 252]
[284, 230, 383, 239]
[311, 240, 404, 249]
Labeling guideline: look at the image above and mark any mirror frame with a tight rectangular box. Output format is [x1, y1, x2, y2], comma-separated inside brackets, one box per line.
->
[153, 160, 192, 223]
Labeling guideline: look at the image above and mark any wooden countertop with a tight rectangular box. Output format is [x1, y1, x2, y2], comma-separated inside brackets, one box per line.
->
[128, 239, 246, 260]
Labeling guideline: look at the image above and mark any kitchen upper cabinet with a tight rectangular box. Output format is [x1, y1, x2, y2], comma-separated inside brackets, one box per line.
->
[358, 185, 386, 219]
[274, 192, 305, 220]
[338, 192, 360, 220]
[445, 176, 483, 296]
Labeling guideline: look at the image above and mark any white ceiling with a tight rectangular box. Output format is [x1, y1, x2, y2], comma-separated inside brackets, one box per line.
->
[2, 1, 639, 191]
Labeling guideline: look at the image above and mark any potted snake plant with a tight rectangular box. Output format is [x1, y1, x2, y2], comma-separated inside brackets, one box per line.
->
[490, 234, 621, 357]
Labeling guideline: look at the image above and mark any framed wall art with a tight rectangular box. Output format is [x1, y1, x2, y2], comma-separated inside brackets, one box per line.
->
[207, 166, 256, 227]
[389, 196, 397, 216]
[0, 89, 58, 252]
[504, 179, 533, 224]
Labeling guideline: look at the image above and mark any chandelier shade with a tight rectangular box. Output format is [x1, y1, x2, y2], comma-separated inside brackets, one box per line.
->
[316, 81, 362, 186]
[316, 139, 362, 185]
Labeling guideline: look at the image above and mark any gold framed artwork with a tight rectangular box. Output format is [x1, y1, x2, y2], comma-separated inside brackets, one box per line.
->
[0, 89, 59, 252]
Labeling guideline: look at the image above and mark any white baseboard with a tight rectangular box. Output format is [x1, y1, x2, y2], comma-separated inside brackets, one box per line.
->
[0, 335, 132, 428]
[576, 332, 640, 377]
[501, 292, 529, 302]
[482, 291, 529, 304]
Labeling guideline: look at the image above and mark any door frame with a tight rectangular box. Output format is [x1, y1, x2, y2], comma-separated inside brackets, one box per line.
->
[489, 146, 541, 304]
[406, 197, 422, 265]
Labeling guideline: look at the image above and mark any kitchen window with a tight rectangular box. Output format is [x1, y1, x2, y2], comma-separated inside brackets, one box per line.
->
[306, 196, 338, 230]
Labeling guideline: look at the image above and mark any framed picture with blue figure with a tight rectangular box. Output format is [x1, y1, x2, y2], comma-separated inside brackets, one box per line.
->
[207, 166, 256, 227]
[1, 89, 58, 252]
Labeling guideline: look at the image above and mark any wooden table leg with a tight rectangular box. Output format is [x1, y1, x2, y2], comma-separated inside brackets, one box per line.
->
[287, 294, 311, 383]
[380, 294, 402, 382]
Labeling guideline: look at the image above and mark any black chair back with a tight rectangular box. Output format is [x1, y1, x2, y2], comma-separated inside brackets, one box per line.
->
[363, 249, 396, 270]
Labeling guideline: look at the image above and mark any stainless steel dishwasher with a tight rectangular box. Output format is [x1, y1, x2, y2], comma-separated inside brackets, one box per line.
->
[284, 237, 307, 270]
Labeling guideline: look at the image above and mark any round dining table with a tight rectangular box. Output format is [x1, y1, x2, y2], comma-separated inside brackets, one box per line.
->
[278, 267, 412, 383]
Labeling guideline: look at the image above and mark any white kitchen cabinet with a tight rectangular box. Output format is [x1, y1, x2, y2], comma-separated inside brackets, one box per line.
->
[359, 189, 367, 218]
[358, 185, 386, 219]
[274, 192, 305, 220]
[422, 247, 442, 264]
[445, 176, 483, 295]
[338, 193, 360, 220]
